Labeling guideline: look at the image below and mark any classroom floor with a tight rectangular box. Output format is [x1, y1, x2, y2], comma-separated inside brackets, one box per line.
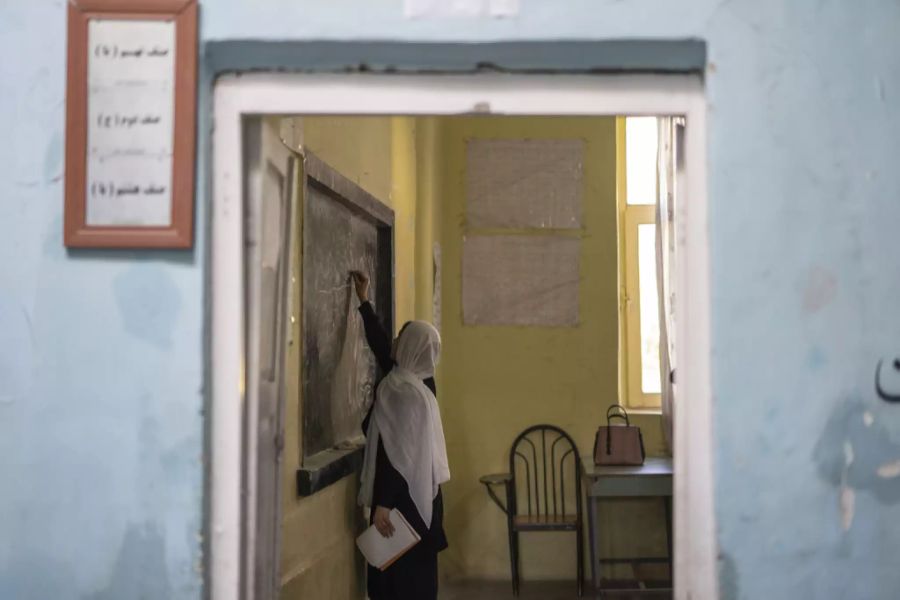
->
[442, 580, 672, 600]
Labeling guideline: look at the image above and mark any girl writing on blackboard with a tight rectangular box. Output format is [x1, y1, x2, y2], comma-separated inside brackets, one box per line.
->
[352, 271, 450, 600]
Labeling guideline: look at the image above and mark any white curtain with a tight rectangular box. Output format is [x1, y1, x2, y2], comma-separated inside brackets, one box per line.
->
[656, 118, 682, 454]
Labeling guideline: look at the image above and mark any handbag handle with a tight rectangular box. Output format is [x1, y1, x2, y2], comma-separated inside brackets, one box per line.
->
[606, 404, 631, 427]
[603, 404, 636, 457]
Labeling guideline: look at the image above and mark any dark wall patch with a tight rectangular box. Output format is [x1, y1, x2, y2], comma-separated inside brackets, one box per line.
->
[85, 522, 172, 600]
[718, 551, 740, 600]
[813, 399, 900, 505]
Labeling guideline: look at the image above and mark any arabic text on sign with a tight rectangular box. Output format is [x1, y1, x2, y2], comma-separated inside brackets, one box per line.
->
[85, 19, 175, 227]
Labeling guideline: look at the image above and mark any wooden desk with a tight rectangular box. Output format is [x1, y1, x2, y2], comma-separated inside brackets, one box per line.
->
[582, 457, 673, 595]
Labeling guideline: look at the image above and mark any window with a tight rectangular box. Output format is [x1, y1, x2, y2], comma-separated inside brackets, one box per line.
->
[619, 116, 661, 409]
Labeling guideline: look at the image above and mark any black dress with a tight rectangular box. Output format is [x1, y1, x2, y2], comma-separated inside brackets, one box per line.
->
[359, 301, 448, 600]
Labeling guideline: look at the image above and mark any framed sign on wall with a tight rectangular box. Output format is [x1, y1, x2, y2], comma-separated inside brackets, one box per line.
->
[65, 0, 198, 248]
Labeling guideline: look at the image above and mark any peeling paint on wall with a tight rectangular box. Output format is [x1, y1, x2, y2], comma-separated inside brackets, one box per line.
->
[814, 400, 900, 510]
[877, 460, 900, 479]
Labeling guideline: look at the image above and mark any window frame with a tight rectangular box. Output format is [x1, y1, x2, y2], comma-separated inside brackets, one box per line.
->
[617, 116, 662, 411]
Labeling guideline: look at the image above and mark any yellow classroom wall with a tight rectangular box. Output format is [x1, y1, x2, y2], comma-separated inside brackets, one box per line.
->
[414, 117, 441, 325]
[278, 116, 421, 600]
[391, 117, 418, 326]
[434, 116, 669, 583]
[276, 114, 669, 598]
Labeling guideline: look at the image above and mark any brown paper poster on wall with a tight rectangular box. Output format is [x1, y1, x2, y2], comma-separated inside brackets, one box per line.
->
[463, 235, 581, 326]
[465, 139, 584, 229]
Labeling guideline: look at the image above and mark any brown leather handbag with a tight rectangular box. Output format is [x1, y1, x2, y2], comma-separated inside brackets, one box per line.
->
[593, 404, 645, 466]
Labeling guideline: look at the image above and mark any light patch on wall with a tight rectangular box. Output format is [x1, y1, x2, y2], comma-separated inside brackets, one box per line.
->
[840, 485, 855, 531]
[840, 441, 855, 531]
[863, 411, 874, 427]
[877, 460, 900, 479]
[405, 0, 519, 19]
[843, 441, 855, 467]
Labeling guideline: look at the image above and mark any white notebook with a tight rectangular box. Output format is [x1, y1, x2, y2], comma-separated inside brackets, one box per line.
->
[356, 508, 421, 570]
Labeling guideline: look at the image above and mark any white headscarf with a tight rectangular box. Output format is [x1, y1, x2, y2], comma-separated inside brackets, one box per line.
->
[358, 321, 450, 527]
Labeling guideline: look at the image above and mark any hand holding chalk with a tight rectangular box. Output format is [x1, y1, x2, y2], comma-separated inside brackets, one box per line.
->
[350, 271, 370, 303]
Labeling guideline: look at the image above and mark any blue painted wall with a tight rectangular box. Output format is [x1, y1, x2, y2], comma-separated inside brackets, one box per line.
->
[0, 3, 205, 599]
[2, 1, 899, 598]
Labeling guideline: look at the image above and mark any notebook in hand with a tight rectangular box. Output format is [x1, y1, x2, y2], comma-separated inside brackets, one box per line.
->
[356, 508, 421, 571]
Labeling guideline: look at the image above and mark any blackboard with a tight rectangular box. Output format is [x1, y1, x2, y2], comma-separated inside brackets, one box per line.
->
[301, 153, 394, 462]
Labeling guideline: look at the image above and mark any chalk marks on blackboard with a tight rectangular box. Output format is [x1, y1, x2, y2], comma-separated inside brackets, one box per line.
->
[875, 357, 900, 403]
[317, 283, 354, 295]
[302, 181, 385, 457]
[330, 289, 369, 440]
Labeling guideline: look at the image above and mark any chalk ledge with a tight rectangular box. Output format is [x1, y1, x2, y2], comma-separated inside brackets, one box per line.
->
[297, 441, 365, 497]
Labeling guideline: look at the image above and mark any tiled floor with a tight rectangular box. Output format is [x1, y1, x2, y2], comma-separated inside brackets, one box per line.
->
[442, 580, 672, 600]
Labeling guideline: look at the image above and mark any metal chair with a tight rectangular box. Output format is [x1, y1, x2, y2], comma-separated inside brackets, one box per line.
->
[480, 424, 584, 597]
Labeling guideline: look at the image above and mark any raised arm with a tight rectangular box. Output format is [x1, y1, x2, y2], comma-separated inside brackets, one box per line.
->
[351, 271, 393, 373]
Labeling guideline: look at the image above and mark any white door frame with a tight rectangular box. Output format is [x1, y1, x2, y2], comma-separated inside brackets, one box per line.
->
[211, 73, 714, 600]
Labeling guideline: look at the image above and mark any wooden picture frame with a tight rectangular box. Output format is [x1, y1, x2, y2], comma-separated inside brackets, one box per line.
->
[65, 0, 197, 248]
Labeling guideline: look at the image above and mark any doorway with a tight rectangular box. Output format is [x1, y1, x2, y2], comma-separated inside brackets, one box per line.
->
[211, 74, 713, 600]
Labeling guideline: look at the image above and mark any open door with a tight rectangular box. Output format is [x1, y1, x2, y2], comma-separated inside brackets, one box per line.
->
[242, 116, 297, 600]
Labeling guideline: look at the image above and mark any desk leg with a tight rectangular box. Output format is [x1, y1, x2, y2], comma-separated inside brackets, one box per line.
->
[664, 496, 673, 585]
[588, 496, 598, 591]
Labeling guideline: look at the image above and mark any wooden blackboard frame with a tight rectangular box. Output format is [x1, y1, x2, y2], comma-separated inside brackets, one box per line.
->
[64, 0, 197, 248]
[297, 152, 394, 496]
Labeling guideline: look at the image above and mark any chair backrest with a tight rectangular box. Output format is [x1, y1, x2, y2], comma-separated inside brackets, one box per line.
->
[508, 424, 582, 521]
